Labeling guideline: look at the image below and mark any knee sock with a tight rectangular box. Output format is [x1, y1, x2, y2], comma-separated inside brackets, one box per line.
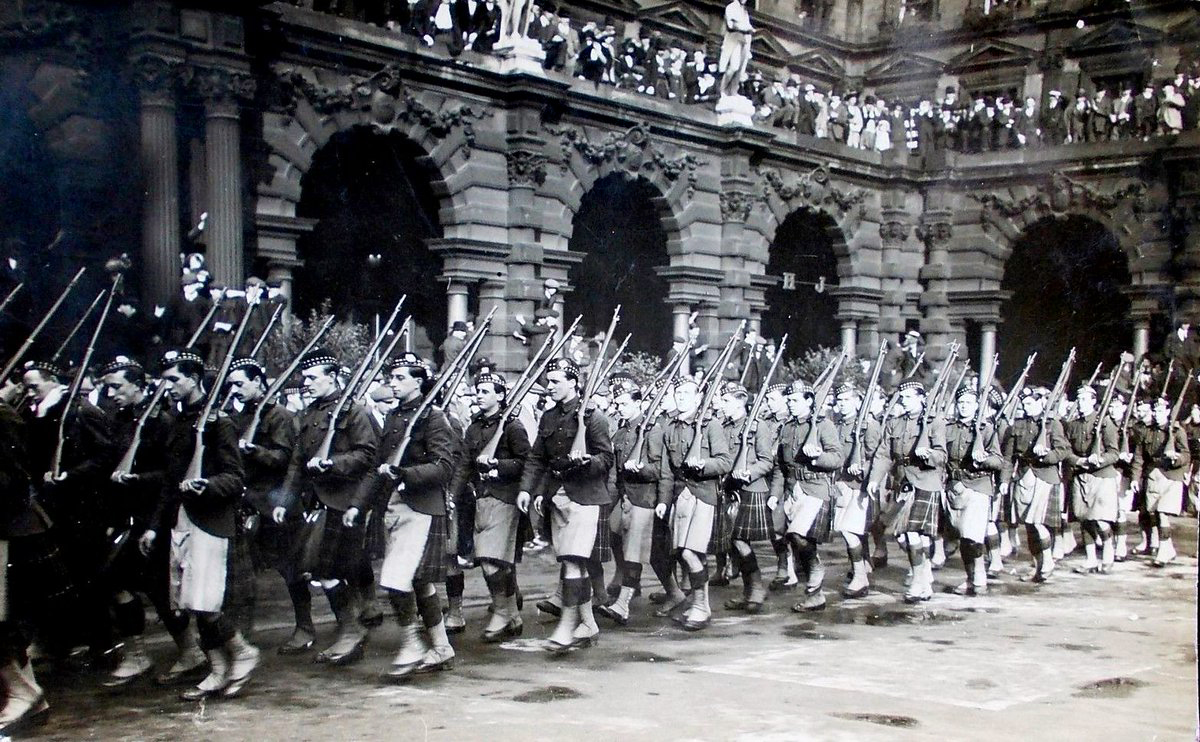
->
[587, 559, 607, 601]
[446, 573, 465, 601]
[622, 562, 643, 590]
[388, 590, 416, 626]
[113, 597, 146, 639]
[415, 586, 443, 630]
[740, 550, 759, 576]
[288, 581, 314, 632]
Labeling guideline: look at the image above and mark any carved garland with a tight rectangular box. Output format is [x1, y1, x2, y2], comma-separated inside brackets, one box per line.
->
[274, 64, 489, 156]
[506, 150, 548, 186]
[757, 165, 866, 217]
[551, 124, 705, 198]
[720, 190, 758, 222]
[969, 173, 1149, 224]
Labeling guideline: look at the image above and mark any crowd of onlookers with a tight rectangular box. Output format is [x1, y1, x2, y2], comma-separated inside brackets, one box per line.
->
[292, 1, 1200, 154]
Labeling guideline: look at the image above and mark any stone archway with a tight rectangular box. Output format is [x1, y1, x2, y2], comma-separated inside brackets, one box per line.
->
[759, 207, 843, 356]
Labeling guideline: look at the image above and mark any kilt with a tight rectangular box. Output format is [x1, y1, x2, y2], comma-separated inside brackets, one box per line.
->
[169, 508, 228, 614]
[889, 486, 940, 539]
[1116, 476, 1135, 515]
[709, 493, 736, 555]
[785, 488, 834, 544]
[619, 499, 655, 564]
[310, 510, 366, 583]
[1072, 473, 1119, 523]
[548, 492, 599, 562]
[2, 531, 76, 625]
[251, 518, 292, 574]
[947, 487, 992, 543]
[380, 499, 448, 591]
[592, 502, 613, 563]
[223, 523, 257, 632]
[671, 489, 714, 554]
[1145, 470, 1184, 516]
[770, 493, 787, 536]
[474, 497, 520, 565]
[364, 506, 388, 561]
[833, 480, 871, 536]
[1012, 469, 1054, 527]
[418, 513, 449, 583]
[731, 489, 772, 544]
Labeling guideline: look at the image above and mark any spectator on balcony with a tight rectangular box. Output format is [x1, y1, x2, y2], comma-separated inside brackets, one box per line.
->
[862, 95, 880, 150]
[889, 100, 907, 151]
[1159, 82, 1185, 135]
[938, 87, 961, 151]
[542, 13, 576, 74]
[794, 84, 817, 135]
[1039, 89, 1066, 145]
[930, 103, 949, 151]
[873, 100, 892, 152]
[965, 95, 991, 152]
[845, 92, 864, 148]
[914, 98, 935, 158]
[813, 89, 830, 138]
[682, 50, 703, 103]
[1112, 85, 1134, 139]
[827, 91, 846, 143]
[1089, 88, 1112, 142]
[1066, 89, 1090, 143]
[1014, 95, 1038, 147]
[1134, 84, 1158, 139]
[1183, 76, 1200, 131]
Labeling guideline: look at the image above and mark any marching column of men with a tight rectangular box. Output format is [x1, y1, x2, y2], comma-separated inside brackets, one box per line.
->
[2, 317, 1199, 734]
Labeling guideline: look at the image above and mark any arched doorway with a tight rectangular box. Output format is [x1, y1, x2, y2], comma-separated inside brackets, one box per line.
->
[760, 208, 840, 356]
[999, 215, 1132, 384]
[294, 127, 445, 355]
[565, 174, 671, 355]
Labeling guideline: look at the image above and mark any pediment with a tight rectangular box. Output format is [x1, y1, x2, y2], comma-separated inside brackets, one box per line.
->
[866, 52, 944, 82]
[1069, 19, 1162, 54]
[788, 49, 846, 81]
[946, 40, 1034, 72]
[639, 0, 713, 36]
[749, 31, 790, 62]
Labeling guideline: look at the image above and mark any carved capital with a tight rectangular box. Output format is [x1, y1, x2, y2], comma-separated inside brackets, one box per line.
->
[192, 67, 257, 108]
[506, 150, 547, 186]
[916, 212, 953, 245]
[720, 190, 757, 223]
[879, 221, 911, 243]
[552, 124, 705, 198]
[131, 54, 183, 104]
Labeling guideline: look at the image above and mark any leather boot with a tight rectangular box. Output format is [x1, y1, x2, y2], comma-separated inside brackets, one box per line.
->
[0, 657, 49, 735]
[745, 571, 767, 614]
[221, 633, 261, 698]
[179, 650, 229, 701]
[321, 592, 368, 666]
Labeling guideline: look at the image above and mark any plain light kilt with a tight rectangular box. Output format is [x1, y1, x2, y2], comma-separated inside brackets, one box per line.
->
[169, 508, 229, 613]
[474, 496, 520, 564]
[1011, 469, 1057, 527]
[945, 486, 992, 543]
[619, 498, 656, 563]
[310, 509, 366, 583]
[548, 492, 599, 561]
[671, 489, 714, 554]
[888, 486, 940, 538]
[784, 487, 834, 543]
[1145, 469, 1185, 515]
[380, 499, 449, 591]
[833, 480, 872, 536]
[730, 489, 773, 543]
[1072, 472, 1120, 523]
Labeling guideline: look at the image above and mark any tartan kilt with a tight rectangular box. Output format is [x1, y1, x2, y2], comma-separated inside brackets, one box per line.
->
[591, 502, 613, 564]
[311, 513, 366, 582]
[415, 513, 450, 584]
[709, 493, 737, 554]
[223, 523, 257, 628]
[731, 489, 772, 544]
[803, 497, 835, 544]
[363, 507, 387, 561]
[891, 487, 940, 538]
[1044, 483, 1064, 530]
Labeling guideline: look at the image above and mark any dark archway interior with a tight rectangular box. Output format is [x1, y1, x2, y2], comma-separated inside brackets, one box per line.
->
[565, 174, 671, 355]
[296, 127, 445, 349]
[761, 208, 840, 357]
[1000, 215, 1131, 386]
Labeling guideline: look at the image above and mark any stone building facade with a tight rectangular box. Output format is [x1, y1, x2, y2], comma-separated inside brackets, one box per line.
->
[1, 0, 1198, 376]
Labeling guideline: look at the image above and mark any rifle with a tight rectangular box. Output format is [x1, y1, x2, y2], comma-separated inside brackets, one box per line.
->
[627, 337, 691, 470]
[1089, 354, 1132, 459]
[475, 315, 583, 467]
[695, 322, 745, 394]
[986, 352, 1037, 450]
[1163, 372, 1193, 459]
[49, 276, 121, 479]
[434, 307, 498, 409]
[941, 359, 972, 418]
[570, 306, 622, 459]
[914, 342, 960, 454]
[902, 351, 925, 380]
[0, 282, 23, 316]
[1161, 359, 1175, 397]
[733, 334, 787, 476]
[237, 315, 336, 449]
[246, 302, 284, 360]
[384, 310, 496, 470]
[311, 296, 406, 463]
[0, 266, 85, 387]
[352, 316, 412, 403]
[597, 333, 632, 388]
[801, 350, 848, 458]
[684, 321, 746, 465]
[184, 288, 228, 348]
[1087, 362, 1104, 387]
[1033, 348, 1077, 454]
[846, 341, 887, 477]
[1117, 361, 1145, 459]
[50, 289, 106, 364]
[184, 297, 259, 481]
[968, 353, 1000, 463]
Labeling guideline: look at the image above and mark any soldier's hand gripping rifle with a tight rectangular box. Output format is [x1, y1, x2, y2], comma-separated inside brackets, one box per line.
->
[311, 296, 406, 465]
[474, 315, 583, 468]
[801, 350, 848, 459]
[684, 321, 745, 469]
[1033, 348, 1076, 456]
[183, 293, 261, 482]
[733, 334, 787, 479]
[1088, 353, 1132, 461]
[626, 336, 691, 471]
[846, 342, 888, 478]
[49, 272, 123, 480]
[569, 306, 622, 461]
[0, 266, 85, 387]
[237, 315, 336, 449]
[914, 342, 960, 455]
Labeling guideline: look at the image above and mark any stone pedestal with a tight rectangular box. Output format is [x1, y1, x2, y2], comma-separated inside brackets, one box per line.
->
[494, 36, 547, 76]
[715, 94, 755, 128]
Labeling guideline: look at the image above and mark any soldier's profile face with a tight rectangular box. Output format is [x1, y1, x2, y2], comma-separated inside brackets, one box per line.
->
[1076, 392, 1097, 416]
[899, 388, 924, 415]
[474, 382, 502, 411]
[1021, 395, 1044, 417]
[834, 393, 859, 417]
[955, 393, 978, 420]
[674, 381, 700, 414]
[101, 371, 141, 409]
[785, 392, 811, 418]
[765, 390, 786, 416]
[162, 367, 198, 403]
[301, 366, 338, 399]
[21, 370, 57, 401]
[227, 370, 264, 403]
[1152, 402, 1169, 427]
[545, 370, 576, 402]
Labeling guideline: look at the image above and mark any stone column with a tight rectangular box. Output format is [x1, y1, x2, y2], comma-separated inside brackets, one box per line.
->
[916, 200, 954, 363]
[1133, 319, 1150, 361]
[840, 319, 858, 358]
[479, 279, 508, 366]
[878, 202, 912, 343]
[447, 282, 470, 327]
[673, 303, 693, 374]
[980, 323, 997, 380]
[133, 55, 182, 307]
[861, 319, 880, 356]
[196, 68, 255, 287]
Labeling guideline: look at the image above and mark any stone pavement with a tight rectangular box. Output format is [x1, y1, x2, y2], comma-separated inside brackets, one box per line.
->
[20, 523, 1198, 742]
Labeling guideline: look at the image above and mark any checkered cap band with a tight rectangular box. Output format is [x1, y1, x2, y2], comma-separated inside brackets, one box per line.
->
[546, 357, 580, 380]
[898, 380, 926, 394]
[788, 380, 812, 396]
[835, 383, 860, 398]
[475, 372, 507, 390]
[100, 355, 144, 376]
[160, 349, 204, 368]
[22, 359, 66, 378]
[388, 351, 427, 371]
[229, 358, 265, 376]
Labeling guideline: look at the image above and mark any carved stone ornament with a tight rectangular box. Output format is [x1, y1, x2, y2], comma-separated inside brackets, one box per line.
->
[720, 190, 758, 222]
[878, 221, 911, 242]
[552, 124, 705, 197]
[192, 67, 257, 106]
[915, 212, 953, 245]
[506, 150, 547, 186]
[0, 1, 79, 51]
[757, 165, 866, 218]
[969, 172, 1149, 224]
[275, 64, 489, 156]
[130, 54, 183, 97]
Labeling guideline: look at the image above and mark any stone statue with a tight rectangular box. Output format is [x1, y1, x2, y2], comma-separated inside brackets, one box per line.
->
[498, 0, 535, 44]
[718, 0, 754, 99]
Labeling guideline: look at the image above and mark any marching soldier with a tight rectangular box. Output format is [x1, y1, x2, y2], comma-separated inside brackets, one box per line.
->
[1063, 384, 1121, 574]
[943, 386, 1005, 595]
[276, 350, 378, 665]
[139, 349, 258, 701]
[1130, 397, 1192, 567]
[655, 376, 732, 630]
[447, 371, 531, 642]
[348, 353, 457, 679]
[721, 381, 777, 613]
[519, 358, 614, 652]
[1001, 388, 1069, 583]
[869, 381, 947, 603]
[774, 381, 843, 611]
[833, 383, 881, 598]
